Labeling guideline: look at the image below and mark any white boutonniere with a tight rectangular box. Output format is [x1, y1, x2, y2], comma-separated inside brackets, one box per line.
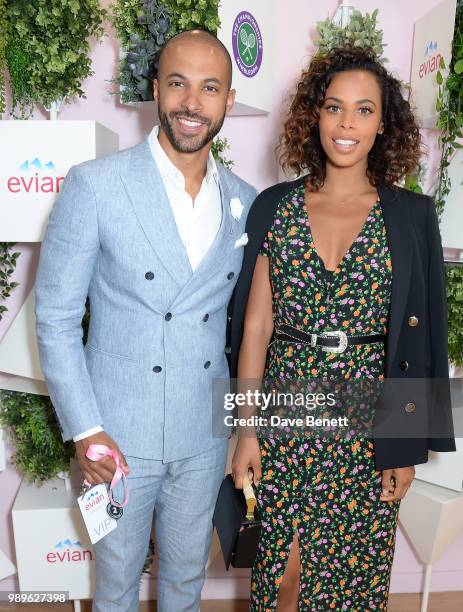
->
[230, 197, 244, 221]
[234, 233, 249, 248]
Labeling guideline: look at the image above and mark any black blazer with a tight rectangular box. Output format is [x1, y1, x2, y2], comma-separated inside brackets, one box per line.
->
[227, 177, 456, 471]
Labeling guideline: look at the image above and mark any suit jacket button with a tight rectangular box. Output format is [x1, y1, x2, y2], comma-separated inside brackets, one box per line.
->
[227, 272, 235, 280]
[225, 346, 231, 354]
[153, 366, 162, 373]
[165, 312, 173, 321]
[145, 271, 154, 280]
[408, 316, 419, 327]
[404, 402, 415, 413]
[227, 314, 232, 323]
[203, 314, 209, 322]
[400, 360, 409, 371]
[204, 361, 211, 369]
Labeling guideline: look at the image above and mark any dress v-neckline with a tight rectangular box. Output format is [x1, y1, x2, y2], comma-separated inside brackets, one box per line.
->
[302, 189, 380, 276]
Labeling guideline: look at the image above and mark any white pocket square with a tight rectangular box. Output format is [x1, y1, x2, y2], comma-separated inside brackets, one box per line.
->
[230, 197, 244, 221]
[234, 233, 249, 248]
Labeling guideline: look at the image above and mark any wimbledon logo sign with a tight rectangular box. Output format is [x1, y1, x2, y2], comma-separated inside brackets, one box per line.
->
[232, 11, 263, 78]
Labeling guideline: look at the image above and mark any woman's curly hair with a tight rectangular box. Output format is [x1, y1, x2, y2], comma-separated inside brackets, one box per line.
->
[280, 46, 423, 190]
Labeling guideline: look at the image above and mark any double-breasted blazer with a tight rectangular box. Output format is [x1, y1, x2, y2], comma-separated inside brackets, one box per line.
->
[35, 137, 257, 462]
[228, 177, 456, 471]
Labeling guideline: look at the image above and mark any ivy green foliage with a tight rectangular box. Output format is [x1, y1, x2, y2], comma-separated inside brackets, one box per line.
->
[111, 0, 149, 47]
[0, 391, 74, 483]
[0, 0, 6, 114]
[434, 2, 463, 369]
[435, 0, 463, 217]
[211, 136, 234, 169]
[5, 0, 107, 118]
[315, 9, 386, 61]
[0, 243, 21, 321]
[404, 162, 428, 195]
[5, 39, 34, 118]
[111, 0, 220, 103]
[403, 174, 423, 194]
[163, 0, 220, 35]
[446, 264, 463, 367]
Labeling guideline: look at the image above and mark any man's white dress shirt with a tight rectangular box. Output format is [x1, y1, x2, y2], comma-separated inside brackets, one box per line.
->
[73, 126, 223, 442]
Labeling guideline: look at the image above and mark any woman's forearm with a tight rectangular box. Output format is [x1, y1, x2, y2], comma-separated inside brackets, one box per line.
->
[235, 254, 274, 434]
[238, 327, 271, 382]
[236, 326, 273, 434]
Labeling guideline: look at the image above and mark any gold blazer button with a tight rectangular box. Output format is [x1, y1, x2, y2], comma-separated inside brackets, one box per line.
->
[408, 316, 419, 327]
[405, 402, 416, 413]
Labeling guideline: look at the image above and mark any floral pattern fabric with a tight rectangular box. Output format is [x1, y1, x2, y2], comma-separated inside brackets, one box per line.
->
[251, 185, 399, 611]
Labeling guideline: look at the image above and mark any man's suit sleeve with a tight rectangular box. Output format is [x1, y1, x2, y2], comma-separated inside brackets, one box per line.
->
[35, 165, 104, 441]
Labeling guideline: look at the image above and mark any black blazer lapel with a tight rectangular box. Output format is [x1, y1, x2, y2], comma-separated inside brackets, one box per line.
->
[378, 184, 413, 375]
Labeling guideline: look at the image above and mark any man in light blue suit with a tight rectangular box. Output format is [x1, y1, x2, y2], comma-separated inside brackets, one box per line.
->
[35, 30, 257, 611]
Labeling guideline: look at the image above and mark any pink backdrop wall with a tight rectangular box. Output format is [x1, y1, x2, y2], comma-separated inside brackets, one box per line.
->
[1, 0, 461, 595]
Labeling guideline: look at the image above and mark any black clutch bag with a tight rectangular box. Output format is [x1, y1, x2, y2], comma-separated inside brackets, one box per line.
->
[213, 473, 261, 569]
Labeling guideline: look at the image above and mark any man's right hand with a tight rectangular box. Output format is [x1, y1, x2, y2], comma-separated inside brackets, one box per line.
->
[75, 431, 129, 485]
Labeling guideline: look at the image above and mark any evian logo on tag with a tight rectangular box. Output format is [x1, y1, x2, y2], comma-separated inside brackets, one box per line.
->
[7, 158, 65, 194]
[84, 489, 105, 512]
[46, 539, 93, 564]
[419, 41, 442, 79]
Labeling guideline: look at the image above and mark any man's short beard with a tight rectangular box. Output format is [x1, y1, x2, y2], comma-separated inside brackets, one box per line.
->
[158, 105, 225, 153]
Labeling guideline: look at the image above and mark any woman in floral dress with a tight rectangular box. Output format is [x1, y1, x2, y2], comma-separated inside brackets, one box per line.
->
[231, 47, 455, 611]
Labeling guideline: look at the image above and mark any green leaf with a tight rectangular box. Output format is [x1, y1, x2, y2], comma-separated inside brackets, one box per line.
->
[4, 0, 107, 116]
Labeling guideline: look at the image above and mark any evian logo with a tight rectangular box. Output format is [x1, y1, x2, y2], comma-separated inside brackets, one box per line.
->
[84, 489, 105, 512]
[7, 158, 65, 194]
[46, 539, 93, 564]
[419, 41, 441, 79]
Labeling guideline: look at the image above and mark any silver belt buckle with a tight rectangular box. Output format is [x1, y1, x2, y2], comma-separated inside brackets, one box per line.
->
[321, 330, 348, 354]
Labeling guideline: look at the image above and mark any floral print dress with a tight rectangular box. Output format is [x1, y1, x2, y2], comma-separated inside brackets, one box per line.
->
[251, 184, 400, 611]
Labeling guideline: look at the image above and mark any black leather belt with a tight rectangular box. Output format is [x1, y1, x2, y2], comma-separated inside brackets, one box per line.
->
[274, 324, 386, 354]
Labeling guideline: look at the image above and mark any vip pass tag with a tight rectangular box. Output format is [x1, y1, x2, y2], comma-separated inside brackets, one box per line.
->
[77, 483, 117, 544]
[84, 444, 130, 524]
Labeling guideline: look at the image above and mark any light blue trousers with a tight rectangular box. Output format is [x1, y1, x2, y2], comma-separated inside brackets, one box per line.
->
[92, 440, 227, 612]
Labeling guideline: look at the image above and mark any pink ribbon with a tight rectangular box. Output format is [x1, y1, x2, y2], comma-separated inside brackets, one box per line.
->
[84, 444, 129, 508]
